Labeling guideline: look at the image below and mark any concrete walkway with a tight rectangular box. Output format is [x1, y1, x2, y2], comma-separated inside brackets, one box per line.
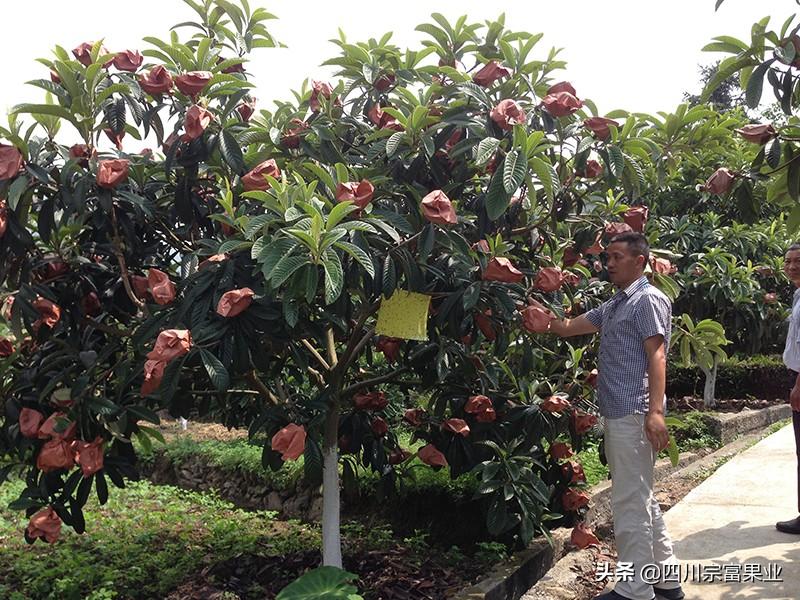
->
[662, 424, 799, 600]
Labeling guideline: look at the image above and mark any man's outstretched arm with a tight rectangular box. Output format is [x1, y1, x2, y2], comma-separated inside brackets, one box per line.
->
[549, 314, 599, 338]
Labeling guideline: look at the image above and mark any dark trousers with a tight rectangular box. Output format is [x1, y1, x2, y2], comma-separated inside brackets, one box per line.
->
[795, 410, 800, 514]
[790, 370, 800, 514]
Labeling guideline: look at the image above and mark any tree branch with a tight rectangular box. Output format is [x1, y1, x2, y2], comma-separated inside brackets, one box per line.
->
[351, 326, 375, 364]
[308, 366, 326, 388]
[301, 338, 331, 371]
[110, 206, 148, 317]
[274, 378, 289, 403]
[336, 299, 381, 376]
[246, 370, 280, 405]
[325, 327, 338, 367]
[80, 317, 132, 338]
[342, 366, 411, 397]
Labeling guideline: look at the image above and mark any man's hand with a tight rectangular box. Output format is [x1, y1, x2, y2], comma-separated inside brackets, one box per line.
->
[525, 297, 556, 319]
[645, 412, 669, 452]
[790, 384, 800, 412]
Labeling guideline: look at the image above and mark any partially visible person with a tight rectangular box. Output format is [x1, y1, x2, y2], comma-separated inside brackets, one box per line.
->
[777, 243, 800, 535]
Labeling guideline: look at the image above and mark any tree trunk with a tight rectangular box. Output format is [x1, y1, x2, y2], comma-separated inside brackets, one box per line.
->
[321, 399, 342, 567]
[702, 360, 718, 409]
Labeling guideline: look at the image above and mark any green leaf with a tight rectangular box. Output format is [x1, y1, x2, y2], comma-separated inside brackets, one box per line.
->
[96, 83, 133, 106]
[95, 472, 109, 505]
[667, 433, 680, 467]
[259, 238, 298, 274]
[323, 248, 344, 304]
[11, 103, 80, 130]
[576, 136, 594, 155]
[788, 204, 800, 234]
[219, 129, 246, 174]
[486, 496, 511, 535]
[701, 56, 756, 102]
[275, 566, 360, 600]
[463, 282, 481, 311]
[303, 163, 336, 192]
[503, 149, 526, 193]
[474, 137, 500, 166]
[529, 156, 559, 202]
[138, 425, 166, 445]
[789, 151, 800, 202]
[607, 145, 625, 178]
[200, 349, 230, 391]
[245, 214, 274, 241]
[301, 264, 319, 303]
[272, 255, 312, 287]
[766, 138, 781, 169]
[334, 241, 375, 278]
[25, 78, 71, 102]
[326, 202, 359, 230]
[334, 163, 349, 186]
[485, 165, 511, 220]
[745, 60, 773, 108]
[386, 131, 405, 157]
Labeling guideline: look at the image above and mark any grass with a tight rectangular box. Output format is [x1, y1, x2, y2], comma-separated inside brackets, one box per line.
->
[137, 429, 479, 500]
[0, 478, 319, 600]
[0, 471, 500, 600]
[668, 411, 721, 452]
[575, 440, 608, 486]
[764, 417, 792, 436]
[138, 435, 304, 491]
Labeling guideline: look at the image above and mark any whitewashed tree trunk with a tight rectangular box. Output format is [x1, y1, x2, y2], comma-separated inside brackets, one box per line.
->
[702, 360, 718, 409]
[321, 401, 342, 567]
[179, 417, 188, 430]
[321, 445, 342, 567]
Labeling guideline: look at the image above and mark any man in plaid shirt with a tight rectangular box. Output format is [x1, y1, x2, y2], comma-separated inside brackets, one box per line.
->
[543, 232, 683, 600]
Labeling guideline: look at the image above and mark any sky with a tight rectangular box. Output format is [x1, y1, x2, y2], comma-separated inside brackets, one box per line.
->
[0, 0, 795, 125]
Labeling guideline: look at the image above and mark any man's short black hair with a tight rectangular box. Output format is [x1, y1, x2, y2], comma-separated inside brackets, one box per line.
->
[788, 242, 800, 253]
[608, 232, 650, 262]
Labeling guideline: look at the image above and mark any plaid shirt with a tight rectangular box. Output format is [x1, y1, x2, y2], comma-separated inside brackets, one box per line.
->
[584, 276, 672, 418]
[783, 288, 800, 372]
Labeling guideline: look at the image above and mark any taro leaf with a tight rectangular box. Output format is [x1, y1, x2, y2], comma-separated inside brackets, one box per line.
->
[275, 566, 360, 600]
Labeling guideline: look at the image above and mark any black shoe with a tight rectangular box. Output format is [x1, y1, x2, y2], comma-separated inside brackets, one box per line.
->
[776, 515, 800, 534]
[654, 586, 685, 600]
[593, 591, 653, 600]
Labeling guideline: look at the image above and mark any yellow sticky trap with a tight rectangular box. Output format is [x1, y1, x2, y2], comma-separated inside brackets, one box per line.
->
[375, 291, 430, 341]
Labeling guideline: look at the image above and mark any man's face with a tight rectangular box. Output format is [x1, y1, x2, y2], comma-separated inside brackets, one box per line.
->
[784, 249, 800, 285]
[605, 241, 645, 287]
